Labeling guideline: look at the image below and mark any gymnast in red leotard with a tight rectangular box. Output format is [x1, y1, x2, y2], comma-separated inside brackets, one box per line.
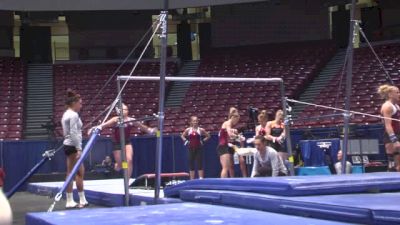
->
[181, 116, 210, 179]
[91, 103, 157, 179]
[378, 84, 400, 171]
[217, 107, 241, 178]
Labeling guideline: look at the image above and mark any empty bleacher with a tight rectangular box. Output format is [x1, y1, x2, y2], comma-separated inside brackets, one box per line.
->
[163, 40, 337, 133]
[53, 61, 178, 137]
[294, 43, 400, 128]
[6, 40, 391, 139]
[0, 57, 25, 140]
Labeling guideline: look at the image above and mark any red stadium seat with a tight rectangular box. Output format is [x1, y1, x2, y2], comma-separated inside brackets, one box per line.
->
[53, 62, 178, 138]
[0, 60, 25, 138]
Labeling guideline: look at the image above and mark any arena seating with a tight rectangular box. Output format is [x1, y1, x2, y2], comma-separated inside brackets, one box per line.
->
[163, 40, 336, 134]
[295, 43, 400, 128]
[0, 57, 25, 140]
[53, 62, 177, 137]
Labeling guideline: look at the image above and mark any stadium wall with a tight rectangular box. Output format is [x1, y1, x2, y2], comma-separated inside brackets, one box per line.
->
[211, 0, 330, 47]
[66, 11, 155, 60]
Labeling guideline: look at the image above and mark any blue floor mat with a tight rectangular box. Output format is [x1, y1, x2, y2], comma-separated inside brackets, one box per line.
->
[164, 172, 400, 197]
[179, 189, 400, 225]
[27, 179, 181, 207]
[26, 202, 356, 225]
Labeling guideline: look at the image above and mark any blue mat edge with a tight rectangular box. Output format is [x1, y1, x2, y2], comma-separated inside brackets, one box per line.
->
[25, 202, 357, 225]
[179, 189, 400, 224]
[26, 183, 181, 207]
[164, 173, 400, 197]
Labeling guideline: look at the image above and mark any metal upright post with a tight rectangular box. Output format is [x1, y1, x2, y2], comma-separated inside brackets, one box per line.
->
[117, 80, 130, 206]
[280, 82, 294, 176]
[154, 0, 169, 203]
[342, 0, 357, 174]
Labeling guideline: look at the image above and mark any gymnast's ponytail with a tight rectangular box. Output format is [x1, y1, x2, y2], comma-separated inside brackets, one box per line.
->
[65, 88, 81, 107]
[257, 110, 268, 121]
[229, 107, 239, 119]
[377, 84, 397, 100]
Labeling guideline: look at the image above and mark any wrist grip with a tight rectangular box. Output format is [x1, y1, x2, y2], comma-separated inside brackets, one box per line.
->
[390, 134, 398, 143]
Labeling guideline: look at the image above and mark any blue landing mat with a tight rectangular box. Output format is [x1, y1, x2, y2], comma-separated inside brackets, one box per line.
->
[164, 172, 400, 197]
[180, 190, 400, 225]
[27, 179, 181, 207]
[26, 202, 356, 225]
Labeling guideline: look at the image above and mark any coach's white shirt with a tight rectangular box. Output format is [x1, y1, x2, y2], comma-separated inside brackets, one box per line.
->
[251, 146, 287, 177]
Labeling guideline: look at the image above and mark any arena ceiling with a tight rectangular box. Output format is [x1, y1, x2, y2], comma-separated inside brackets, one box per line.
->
[0, 0, 273, 11]
[0, 0, 361, 12]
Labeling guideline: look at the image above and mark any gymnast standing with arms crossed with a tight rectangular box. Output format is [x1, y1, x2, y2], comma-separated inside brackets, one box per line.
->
[181, 116, 210, 179]
[90, 103, 157, 179]
[378, 84, 400, 171]
[62, 89, 88, 209]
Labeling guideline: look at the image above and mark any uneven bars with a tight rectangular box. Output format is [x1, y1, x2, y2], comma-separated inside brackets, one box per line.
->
[117, 75, 295, 199]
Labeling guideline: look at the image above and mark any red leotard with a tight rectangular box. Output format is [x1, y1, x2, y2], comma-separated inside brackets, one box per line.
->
[258, 126, 267, 136]
[188, 127, 202, 149]
[113, 123, 132, 143]
[218, 128, 229, 146]
[392, 114, 400, 134]
[382, 102, 400, 134]
[0, 168, 4, 187]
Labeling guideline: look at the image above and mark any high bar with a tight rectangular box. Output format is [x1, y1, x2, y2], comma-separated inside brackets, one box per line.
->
[117, 76, 283, 83]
